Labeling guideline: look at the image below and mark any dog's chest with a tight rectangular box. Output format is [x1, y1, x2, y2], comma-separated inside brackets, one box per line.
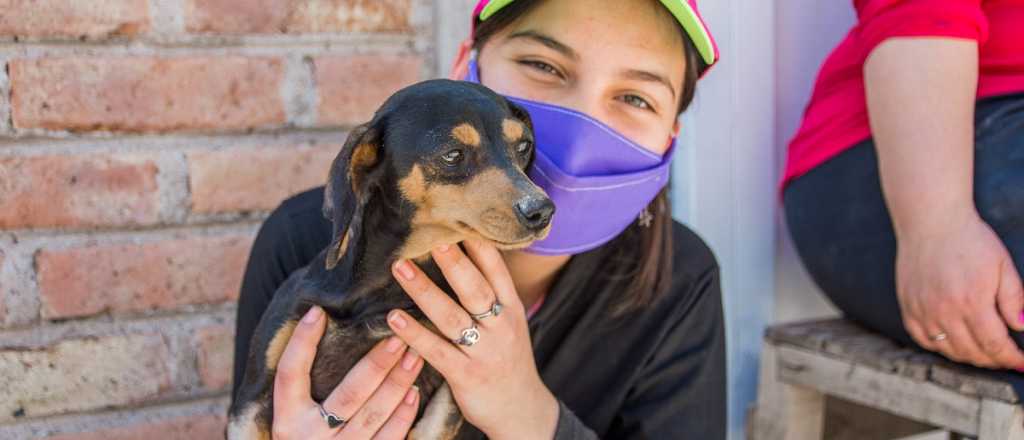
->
[308, 316, 392, 401]
[305, 312, 446, 416]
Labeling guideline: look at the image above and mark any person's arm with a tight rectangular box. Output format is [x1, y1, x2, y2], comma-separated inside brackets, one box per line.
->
[866, 37, 1024, 369]
[603, 264, 727, 439]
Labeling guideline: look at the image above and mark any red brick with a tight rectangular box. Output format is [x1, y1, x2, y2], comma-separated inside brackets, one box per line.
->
[195, 325, 234, 391]
[0, 333, 170, 421]
[185, 0, 411, 34]
[188, 144, 338, 214]
[0, 0, 149, 39]
[315, 55, 421, 126]
[10, 57, 285, 133]
[44, 414, 226, 440]
[0, 154, 159, 229]
[36, 234, 254, 319]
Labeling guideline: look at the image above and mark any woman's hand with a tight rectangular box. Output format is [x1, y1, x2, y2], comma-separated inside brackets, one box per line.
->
[864, 38, 1024, 370]
[272, 305, 424, 439]
[387, 240, 560, 440]
[897, 210, 1024, 370]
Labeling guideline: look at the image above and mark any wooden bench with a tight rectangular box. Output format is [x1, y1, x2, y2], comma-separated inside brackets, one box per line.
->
[749, 319, 1023, 440]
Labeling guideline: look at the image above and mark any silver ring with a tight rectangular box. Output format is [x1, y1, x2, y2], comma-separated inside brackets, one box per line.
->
[470, 300, 503, 321]
[317, 403, 347, 429]
[930, 332, 948, 342]
[452, 323, 481, 347]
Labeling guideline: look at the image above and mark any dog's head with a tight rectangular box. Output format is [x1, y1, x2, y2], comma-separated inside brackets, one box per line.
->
[322, 79, 553, 269]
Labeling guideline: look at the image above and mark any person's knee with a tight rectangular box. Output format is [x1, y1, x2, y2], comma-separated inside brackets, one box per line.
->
[975, 171, 1024, 230]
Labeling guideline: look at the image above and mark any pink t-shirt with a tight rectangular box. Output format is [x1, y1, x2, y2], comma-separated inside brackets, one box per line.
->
[783, 0, 1024, 187]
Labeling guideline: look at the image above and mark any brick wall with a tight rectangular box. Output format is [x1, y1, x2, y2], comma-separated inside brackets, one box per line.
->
[0, 1, 436, 438]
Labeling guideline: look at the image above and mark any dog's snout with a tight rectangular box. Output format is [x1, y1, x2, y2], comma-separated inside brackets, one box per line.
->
[514, 196, 555, 232]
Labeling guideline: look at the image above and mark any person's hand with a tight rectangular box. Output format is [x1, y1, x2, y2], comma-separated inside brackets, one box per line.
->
[272, 305, 424, 439]
[897, 209, 1024, 370]
[387, 240, 560, 440]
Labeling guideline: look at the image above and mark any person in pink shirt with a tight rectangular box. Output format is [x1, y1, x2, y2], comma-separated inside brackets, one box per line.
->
[783, 0, 1024, 392]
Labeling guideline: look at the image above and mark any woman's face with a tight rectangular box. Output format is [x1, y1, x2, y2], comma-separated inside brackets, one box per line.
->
[459, 0, 687, 155]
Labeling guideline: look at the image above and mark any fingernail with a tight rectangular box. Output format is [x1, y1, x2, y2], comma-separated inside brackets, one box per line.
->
[302, 306, 323, 324]
[393, 260, 415, 281]
[385, 336, 404, 353]
[404, 386, 419, 405]
[389, 310, 408, 329]
[437, 243, 450, 253]
[402, 349, 419, 370]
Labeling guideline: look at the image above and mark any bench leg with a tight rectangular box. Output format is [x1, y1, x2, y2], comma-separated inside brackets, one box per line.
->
[749, 343, 826, 440]
[978, 399, 1024, 440]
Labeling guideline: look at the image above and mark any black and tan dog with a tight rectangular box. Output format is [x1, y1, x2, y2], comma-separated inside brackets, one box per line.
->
[228, 79, 554, 439]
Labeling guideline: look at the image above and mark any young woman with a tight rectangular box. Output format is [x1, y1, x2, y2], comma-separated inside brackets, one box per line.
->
[784, 0, 1024, 392]
[231, 0, 725, 438]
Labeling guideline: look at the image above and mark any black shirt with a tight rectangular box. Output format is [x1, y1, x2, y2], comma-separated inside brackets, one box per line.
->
[232, 186, 727, 439]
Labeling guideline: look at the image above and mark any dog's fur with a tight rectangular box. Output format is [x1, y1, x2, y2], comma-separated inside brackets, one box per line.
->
[227, 79, 553, 439]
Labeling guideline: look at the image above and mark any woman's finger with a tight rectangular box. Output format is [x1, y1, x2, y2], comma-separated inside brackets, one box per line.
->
[388, 309, 468, 374]
[430, 243, 498, 319]
[371, 386, 421, 440]
[904, 318, 938, 351]
[274, 306, 328, 419]
[462, 239, 523, 312]
[964, 307, 1024, 369]
[338, 350, 424, 440]
[322, 336, 408, 421]
[944, 320, 997, 368]
[995, 257, 1024, 332]
[392, 259, 477, 342]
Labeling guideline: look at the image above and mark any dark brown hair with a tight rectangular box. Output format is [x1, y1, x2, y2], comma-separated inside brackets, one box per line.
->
[473, 0, 707, 316]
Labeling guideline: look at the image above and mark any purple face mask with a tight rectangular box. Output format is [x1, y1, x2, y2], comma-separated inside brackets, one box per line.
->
[466, 59, 675, 255]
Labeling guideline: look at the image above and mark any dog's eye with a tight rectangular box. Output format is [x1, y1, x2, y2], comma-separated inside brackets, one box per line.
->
[515, 141, 532, 155]
[440, 149, 464, 165]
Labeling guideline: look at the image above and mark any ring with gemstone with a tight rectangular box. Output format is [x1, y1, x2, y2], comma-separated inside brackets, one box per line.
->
[317, 403, 347, 430]
[452, 323, 481, 347]
[470, 300, 503, 321]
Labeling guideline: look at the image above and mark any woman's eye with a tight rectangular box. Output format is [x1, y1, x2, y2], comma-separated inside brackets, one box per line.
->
[619, 94, 654, 111]
[515, 141, 532, 155]
[519, 60, 562, 78]
[441, 149, 464, 165]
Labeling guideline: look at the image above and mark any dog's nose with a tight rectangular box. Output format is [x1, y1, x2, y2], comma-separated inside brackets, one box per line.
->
[514, 196, 555, 232]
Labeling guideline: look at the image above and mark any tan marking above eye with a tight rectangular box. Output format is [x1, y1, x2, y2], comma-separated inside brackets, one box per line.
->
[451, 123, 481, 147]
[502, 119, 524, 143]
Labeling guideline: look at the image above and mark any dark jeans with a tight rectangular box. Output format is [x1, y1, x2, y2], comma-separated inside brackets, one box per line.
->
[784, 92, 1024, 393]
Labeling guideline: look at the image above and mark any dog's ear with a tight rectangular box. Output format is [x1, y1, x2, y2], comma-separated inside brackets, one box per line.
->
[323, 121, 384, 271]
[504, 98, 534, 135]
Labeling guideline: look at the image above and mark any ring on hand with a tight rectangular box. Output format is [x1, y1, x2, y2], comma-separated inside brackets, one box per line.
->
[452, 323, 481, 347]
[317, 403, 347, 429]
[929, 332, 948, 342]
[470, 300, 503, 321]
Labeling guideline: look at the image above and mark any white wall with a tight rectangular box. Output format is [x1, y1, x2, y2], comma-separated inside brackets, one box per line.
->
[671, 1, 777, 437]
[675, 2, 857, 438]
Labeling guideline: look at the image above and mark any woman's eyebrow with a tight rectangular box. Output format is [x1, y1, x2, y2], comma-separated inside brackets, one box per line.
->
[621, 69, 676, 100]
[506, 30, 579, 60]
